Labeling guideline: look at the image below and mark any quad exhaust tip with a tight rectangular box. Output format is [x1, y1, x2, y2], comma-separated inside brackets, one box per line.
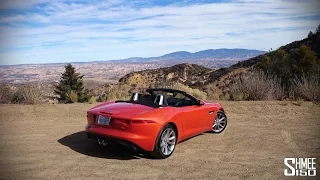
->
[98, 138, 102, 145]
[102, 140, 108, 146]
[98, 138, 109, 146]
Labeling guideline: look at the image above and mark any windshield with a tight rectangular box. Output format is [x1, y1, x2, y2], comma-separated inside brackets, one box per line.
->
[150, 90, 197, 107]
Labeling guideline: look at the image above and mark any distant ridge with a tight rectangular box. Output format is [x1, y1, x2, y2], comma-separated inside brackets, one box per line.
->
[114, 48, 266, 63]
[0, 48, 266, 84]
[117, 27, 320, 99]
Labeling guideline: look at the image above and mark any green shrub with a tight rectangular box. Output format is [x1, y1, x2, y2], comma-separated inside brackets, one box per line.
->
[97, 94, 107, 102]
[11, 91, 25, 104]
[78, 89, 90, 103]
[68, 90, 78, 103]
[88, 96, 97, 104]
[230, 92, 247, 101]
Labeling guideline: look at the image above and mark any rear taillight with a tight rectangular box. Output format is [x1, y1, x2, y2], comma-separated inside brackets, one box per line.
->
[114, 119, 155, 125]
[117, 119, 131, 125]
[131, 120, 156, 123]
[87, 113, 95, 124]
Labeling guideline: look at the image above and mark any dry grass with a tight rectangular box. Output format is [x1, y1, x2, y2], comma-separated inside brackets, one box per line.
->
[67, 90, 78, 103]
[106, 84, 132, 100]
[204, 83, 222, 100]
[0, 102, 319, 180]
[164, 83, 207, 100]
[88, 96, 97, 104]
[0, 85, 13, 104]
[12, 84, 43, 104]
[229, 70, 284, 101]
[292, 74, 320, 102]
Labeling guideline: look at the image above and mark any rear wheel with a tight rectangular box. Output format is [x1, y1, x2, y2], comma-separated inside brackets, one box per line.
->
[212, 110, 227, 133]
[152, 124, 177, 159]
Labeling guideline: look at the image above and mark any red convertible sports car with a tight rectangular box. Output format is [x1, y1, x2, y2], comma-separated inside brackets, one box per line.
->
[86, 88, 227, 158]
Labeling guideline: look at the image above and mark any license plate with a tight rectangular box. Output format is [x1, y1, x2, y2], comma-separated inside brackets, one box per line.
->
[97, 115, 111, 125]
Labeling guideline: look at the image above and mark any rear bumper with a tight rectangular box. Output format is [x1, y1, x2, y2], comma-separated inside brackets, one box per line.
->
[86, 132, 144, 151]
[85, 125, 157, 151]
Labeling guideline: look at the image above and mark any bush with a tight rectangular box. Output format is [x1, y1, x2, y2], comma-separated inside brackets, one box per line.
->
[292, 75, 320, 102]
[11, 91, 25, 104]
[68, 90, 78, 103]
[97, 94, 107, 102]
[230, 92, 246, 101]
[78, 89, 90, 103]
[107, 84, 132, 100]
[88, 96, 97, 104]
[209, 92, 221, 100]
[295, 98, 304, 106]
[10, 84, 42, 104]
[230, 70, 284, 101]
[205, 83, 221, 100]
[0, 85, 13, 104]
[166, 83, 207, 100]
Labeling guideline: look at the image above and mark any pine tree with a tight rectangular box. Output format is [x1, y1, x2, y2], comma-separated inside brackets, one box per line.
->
[55, 64, 88, 103]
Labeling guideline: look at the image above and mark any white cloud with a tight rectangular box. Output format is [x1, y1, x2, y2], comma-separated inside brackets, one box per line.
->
[0, 0, 319, 65]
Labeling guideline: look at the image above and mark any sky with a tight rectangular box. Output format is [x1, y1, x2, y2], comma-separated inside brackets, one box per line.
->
[0, 0, 319, 65]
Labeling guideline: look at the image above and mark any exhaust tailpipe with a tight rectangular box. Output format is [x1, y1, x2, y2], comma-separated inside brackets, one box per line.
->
[98, 138, 102, 145]
[102, 139, 108, 146]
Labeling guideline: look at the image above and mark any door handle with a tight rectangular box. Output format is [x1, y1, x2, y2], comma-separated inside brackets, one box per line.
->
[208, 110, 214, 114]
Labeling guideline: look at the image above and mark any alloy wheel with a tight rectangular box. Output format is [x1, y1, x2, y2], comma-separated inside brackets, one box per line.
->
[160, 128, 176, 156]
[212, 111, 227, 133]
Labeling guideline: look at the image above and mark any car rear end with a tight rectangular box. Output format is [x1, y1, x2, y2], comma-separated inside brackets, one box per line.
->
[85, 111, 160, 151]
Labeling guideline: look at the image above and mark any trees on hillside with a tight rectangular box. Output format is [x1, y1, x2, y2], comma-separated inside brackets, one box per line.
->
[55, 64, 89, 103]
[258, 44, 318, 90]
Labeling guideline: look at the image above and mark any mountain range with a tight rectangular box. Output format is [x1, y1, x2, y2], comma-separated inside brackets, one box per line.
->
[113, 48, 266, 63]
[118, 28, 320, 100]
[0, 48, 266, 84]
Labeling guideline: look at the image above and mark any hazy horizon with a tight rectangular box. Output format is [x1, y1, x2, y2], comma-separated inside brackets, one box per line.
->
[0, 47, 266, 66]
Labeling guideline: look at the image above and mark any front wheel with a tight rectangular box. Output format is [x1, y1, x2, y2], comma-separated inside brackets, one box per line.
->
[212, 110, 227, 133]
[152, 124, 177, 159]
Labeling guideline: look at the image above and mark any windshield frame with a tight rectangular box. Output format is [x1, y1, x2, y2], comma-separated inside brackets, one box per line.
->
[146, 88, 200, 106]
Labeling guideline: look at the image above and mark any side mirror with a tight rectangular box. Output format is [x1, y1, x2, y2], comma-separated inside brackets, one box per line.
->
[199, 99, 205, 105]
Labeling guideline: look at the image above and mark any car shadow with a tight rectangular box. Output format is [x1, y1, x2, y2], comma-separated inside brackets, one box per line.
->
[58, 131, 153, 160]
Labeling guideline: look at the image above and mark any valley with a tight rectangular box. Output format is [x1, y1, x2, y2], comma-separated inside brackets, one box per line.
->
[0, 48, 265, 84]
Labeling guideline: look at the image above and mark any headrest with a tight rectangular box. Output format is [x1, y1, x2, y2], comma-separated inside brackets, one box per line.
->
[154, 94, 168, 106]
[130, 92, 139, 101]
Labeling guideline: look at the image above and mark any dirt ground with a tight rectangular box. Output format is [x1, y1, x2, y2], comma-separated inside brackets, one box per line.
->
[0, 101, 319, 180]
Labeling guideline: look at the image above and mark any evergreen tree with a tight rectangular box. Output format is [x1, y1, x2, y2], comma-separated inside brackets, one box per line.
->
[55, 64, 88, 103]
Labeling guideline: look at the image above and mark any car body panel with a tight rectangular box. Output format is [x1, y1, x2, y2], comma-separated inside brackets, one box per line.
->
[85, 89, 225, 152]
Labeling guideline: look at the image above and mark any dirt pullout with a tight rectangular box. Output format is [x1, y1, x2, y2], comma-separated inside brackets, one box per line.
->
[0, 101, 319, 180]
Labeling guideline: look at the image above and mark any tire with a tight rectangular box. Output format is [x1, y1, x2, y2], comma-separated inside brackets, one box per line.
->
[212, 110, 227, 133]
[152, 124, 177, 159]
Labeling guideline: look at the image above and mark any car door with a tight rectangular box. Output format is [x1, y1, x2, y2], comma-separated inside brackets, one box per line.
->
[178, 105, 206, 139]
